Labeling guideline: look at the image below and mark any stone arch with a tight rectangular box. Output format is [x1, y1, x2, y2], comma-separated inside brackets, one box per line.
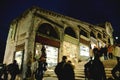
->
[37, 23, 59, 39]
[64, 27, 77, 38]
[80, 30, 88, 37]
[90, 31, 96, 38]
[97, 33, 102, 39]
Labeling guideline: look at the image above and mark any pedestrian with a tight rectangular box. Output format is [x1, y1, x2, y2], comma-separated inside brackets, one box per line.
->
[3, 64, 8, 80]
[7, 60, 20, 80]
[0, 64, 8, 80]
[84, 57, 93, 80]
[86, 48, 106, 80]
[54, 56, 67, 80]
[63, 60, 75, 80]
[93, 53, 106, 80]
[41, 45, 47, 58]
[103, 45, 108, 60]
[111, 54, 120, 80]
[35, 57, 47, 80]
[108, 45, 113, 59]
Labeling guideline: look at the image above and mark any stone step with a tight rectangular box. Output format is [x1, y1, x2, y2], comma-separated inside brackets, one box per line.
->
[44, 60, 115, 79]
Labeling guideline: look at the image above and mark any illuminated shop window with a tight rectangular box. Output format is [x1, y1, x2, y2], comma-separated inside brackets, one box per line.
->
[80, 45, 89, 56]
[14, 50, 24, 70]
[35, 43, 58, 68]
[45, 45, 58, 67]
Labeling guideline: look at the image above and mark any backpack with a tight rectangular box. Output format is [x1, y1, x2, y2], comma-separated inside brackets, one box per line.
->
[84, 60, 94, 78]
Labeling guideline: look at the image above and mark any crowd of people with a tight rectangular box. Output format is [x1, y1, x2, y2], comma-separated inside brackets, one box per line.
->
[0, 60, 20, 80]
[91, 44, 120, 60]
[0, 44, 120, 80]
[85, 44, 120, 80]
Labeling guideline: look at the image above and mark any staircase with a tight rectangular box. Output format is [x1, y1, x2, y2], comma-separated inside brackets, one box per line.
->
[44, 59, 117, 80]
[74, 61, 86, 80]
[74, 59, 117, 80]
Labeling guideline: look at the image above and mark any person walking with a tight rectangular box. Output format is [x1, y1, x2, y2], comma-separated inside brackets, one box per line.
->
[103, 45, 108, 60]
[55, 56, 75, 80]
[54, 56, 67, 80]
[63, 60, 75, 80]
[7, 60, 20, 80]
[108, 45, 113, 59]
[84, 57, 93, 80]
[85, 48, 106, 80]
[35, 57, 47, 80]
[111, 56, 120, 80]
[112, 45, 120, 80]
[92, 52, 106, 80]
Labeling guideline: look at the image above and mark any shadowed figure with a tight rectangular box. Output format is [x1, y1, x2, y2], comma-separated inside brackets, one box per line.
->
[63, 60, 75, 80]
[7, 60, 20, 80]
[35, 57, 47, 80]
[111, 57, 120, 80]
[55, 56, 75, 80]
[84, 48, 106, 80]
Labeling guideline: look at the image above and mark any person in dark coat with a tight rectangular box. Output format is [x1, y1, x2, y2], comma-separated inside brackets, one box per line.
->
[103, 45, 108, 60]
[92, 48, 106, 80]
[54, 56, 67, 80]
[7, 60, 20, 80]
[86, 48, 106, 80]
[92, 54, 106, 80]
[84, 57, 94, 79]
[111, 57, 120, 80]
[63, 60, 75, 80]
[35, 57, 47, 80]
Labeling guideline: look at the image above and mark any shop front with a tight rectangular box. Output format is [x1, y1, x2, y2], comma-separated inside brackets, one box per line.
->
[79, 37, 90, 60]
[35, 36, 60, 69]
[62, 35, 79, 65]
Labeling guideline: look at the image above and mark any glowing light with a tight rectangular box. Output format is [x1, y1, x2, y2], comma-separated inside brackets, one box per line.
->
[115, 37, 118, 40]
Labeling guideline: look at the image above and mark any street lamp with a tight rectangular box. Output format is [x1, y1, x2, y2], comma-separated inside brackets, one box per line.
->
[115, 36, 118, 40]
[115, 36, 119, 44]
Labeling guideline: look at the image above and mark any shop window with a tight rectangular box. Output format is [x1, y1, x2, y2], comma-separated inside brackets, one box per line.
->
[90, 31, 96, 38]
[37, 23, 59, 39]
[14, 50, 24, 71]
[64, 27, 77, 38]
[35, 43, 58, 68]
[80, 30, 88, 37]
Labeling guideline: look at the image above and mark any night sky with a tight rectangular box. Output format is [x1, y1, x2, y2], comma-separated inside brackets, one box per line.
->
[0, 0, 120, 61]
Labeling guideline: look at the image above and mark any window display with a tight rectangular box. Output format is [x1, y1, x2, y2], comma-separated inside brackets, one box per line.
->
[35, 43, 58, 68]
[45, 45, 58, 67]
[80, 45, 89, 56]
[14, 50, 24, 70]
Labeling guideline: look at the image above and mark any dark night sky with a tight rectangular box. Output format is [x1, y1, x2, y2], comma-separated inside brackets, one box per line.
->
[1, 0, 120, 41]
[0, 0, 120, 61]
